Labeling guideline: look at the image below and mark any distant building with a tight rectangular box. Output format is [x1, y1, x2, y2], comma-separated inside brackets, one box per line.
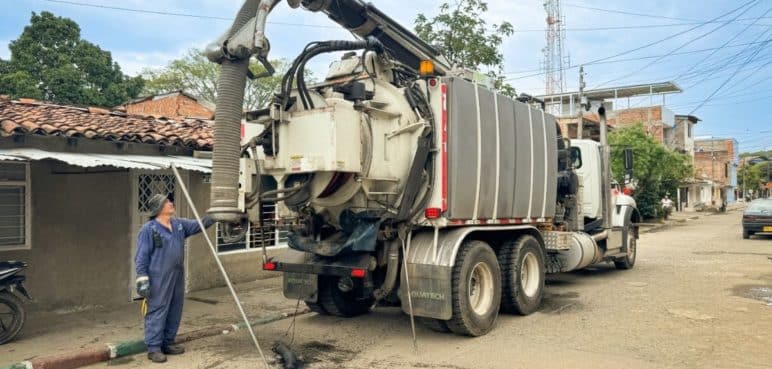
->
[694, 138, 739, 207]
[536, 81, 682, 141]
[606, 105, 676, 146]
[118, 91, 214, 120]
[673, 115, 700, 157]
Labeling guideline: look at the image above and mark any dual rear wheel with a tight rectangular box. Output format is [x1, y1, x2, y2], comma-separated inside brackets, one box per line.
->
[422, 235, 546, 336]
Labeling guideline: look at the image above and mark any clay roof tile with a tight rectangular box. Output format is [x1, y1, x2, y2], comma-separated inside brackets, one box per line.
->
[0, 100, 213, 150]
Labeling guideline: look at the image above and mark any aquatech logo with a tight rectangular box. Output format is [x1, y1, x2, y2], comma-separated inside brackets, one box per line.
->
[410, 290, 445, 301]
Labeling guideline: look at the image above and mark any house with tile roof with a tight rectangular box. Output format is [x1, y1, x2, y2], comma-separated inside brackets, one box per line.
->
[0, 97, 281, 311]
[117, 90, 215, 120]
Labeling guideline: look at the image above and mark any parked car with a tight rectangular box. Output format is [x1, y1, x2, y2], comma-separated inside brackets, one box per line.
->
[742, 199, 772, 239]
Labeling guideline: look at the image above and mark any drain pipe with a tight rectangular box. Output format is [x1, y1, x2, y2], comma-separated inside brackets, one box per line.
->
[206, 0, 261, 223]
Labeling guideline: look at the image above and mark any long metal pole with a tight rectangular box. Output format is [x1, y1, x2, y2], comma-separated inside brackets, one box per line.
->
[171, 165, 270, 369]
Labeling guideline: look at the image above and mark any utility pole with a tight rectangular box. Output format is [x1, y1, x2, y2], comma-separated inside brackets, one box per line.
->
[764, 145, 772, 197]
[711, 137, 716, 207]
[741, 157, 746, 201]
[577, 66, 585, 139]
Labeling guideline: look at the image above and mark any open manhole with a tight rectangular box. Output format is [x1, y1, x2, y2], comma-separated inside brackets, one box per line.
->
[732, 284, 772, 305]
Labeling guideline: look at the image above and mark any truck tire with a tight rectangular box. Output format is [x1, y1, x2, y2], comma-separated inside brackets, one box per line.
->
[0, 291, 25, 345]
[317, 276, 374, 317]
[418, 317, 450, 333]
[498, 235, 545, 315]
[614, 225, 637, 270]
[446, 240, 501, 337]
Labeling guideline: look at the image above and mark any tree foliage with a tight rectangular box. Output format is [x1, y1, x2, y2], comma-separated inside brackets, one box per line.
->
[739, 150, 771, 159]
[738, 163, 764, 197]
[0, 12, 143, 107]
[142, 49, 287, 111]
[609, 125, 692, 219]
[414, 0, 516, 96]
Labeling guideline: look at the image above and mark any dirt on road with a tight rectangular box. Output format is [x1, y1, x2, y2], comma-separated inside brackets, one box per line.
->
[66, 211, 772, 369]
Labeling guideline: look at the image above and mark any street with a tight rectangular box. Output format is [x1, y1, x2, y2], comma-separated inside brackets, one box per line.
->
[74, 209, 771, 369]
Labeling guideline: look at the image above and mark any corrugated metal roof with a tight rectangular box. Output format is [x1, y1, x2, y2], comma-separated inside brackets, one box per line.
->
[0, 148, 212, 173]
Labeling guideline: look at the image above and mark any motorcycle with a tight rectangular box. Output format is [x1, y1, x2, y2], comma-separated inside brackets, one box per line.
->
[0, 261, 30, 344]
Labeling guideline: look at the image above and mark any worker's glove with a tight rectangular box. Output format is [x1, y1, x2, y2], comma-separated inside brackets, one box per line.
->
[136, 276, 150, 298]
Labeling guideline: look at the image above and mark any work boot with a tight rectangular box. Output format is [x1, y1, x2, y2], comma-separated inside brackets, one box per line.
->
[162, 344, 185, 355]
[147, 351, 167, 363]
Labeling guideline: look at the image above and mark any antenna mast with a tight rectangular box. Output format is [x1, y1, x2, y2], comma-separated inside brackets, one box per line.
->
[543, 0, 568, 95]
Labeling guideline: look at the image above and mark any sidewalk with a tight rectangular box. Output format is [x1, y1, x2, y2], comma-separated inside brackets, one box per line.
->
[638, 204, 745, 234]
[638, 210, 705, 233]
[0, 276, 296, 367]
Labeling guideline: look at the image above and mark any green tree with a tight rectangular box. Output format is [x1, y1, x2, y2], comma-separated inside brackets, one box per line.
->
[414, 0, 516, 96]
[738, 163, 763, 198]
[142, 49, 287, 111]
[0, 12, 143, 107]
[609, 125, 692, 219]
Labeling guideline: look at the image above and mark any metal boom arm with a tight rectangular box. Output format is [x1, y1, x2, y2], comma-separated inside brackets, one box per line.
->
[297, 0, 451, 74]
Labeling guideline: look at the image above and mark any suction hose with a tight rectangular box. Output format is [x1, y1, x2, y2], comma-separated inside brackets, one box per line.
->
[207, 0, 259, 223]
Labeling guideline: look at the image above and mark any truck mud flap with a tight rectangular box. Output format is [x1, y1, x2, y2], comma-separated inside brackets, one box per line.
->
[283, 272, 318, 302]
[399, 263, 453, 320]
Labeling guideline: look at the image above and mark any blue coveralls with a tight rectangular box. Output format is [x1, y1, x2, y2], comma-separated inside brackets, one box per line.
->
[135, 217, 214, 353]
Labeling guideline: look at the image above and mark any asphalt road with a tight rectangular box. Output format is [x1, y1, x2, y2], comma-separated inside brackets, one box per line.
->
[92, 210, 772, 369]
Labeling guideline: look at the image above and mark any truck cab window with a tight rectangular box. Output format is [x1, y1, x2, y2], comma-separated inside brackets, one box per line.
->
[570, 147, 582, 169]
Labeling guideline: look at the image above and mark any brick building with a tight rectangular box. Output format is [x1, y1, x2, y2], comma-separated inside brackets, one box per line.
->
[119, 91, 214, 120]
[694, 138, 739, 206]
[605, 105, 676, 147]
[673, 114, 699, 157]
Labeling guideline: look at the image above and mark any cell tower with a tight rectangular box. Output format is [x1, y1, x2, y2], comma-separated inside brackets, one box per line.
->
[542, 0, 568, 95]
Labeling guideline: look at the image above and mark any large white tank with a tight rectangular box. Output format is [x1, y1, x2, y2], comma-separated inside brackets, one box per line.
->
[257, 54, 425, 226]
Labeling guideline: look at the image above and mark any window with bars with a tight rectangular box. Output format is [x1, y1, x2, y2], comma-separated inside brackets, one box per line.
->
[216, 202, 287, 254]
[0, 162, 30, 250]
[137, 174, 176, 212]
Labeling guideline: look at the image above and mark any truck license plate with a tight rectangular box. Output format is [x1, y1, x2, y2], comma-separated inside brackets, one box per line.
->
[763, 226, 772, 232]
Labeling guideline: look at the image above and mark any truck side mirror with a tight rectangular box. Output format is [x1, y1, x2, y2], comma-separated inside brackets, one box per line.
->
[623, 148, 634, 172]
[623, 148, 634, 184]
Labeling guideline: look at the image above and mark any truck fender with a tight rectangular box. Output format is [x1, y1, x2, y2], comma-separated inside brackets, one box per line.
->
[615, 206, 640, 253]
[400, 225, 538, 320]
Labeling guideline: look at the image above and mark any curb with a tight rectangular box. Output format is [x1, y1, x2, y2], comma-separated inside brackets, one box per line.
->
[639, 213, 706, 234]
[1, 308, 310, 369]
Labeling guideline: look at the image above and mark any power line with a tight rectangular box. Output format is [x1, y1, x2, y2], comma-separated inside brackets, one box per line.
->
[669, 92, 772, 110]
[677, 41, 772, 85]
[592, 1, 763, 89]
[617, 48, 772, 89]
[506, 0, 759, 83]
[672, 7, 772, 82]
[680, 27, 772, 89]
[563, 2, 772, 24]
[510, 19, 772, 33]
[688, 37, 772, 114]
[502, 39, 772, 76]
[41, 0, 339, 28]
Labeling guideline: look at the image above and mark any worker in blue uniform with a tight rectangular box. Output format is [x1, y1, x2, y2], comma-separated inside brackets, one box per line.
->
[135, 193, 215, 363]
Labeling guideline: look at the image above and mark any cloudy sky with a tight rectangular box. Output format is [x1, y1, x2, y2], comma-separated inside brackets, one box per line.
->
[1, 0, 770, 152]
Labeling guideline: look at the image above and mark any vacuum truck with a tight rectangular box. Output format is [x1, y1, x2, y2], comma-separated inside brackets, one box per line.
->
[204, 0, 641, 337]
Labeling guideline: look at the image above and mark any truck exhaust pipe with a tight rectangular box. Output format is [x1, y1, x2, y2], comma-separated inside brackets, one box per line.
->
[206, 0, 260, 223]
[598, 106, 612, 230]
